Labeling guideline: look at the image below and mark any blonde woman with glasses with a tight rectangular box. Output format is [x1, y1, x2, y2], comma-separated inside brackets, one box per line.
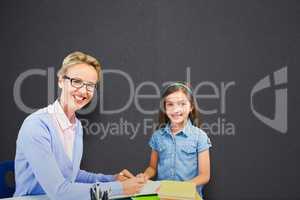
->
[14, 51, 145, 200]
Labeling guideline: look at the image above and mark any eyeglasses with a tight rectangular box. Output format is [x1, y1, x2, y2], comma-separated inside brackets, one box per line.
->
[63, 75, 97, 92]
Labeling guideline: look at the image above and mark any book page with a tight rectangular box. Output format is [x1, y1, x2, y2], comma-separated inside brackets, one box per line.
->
[110, 181, 160, 199]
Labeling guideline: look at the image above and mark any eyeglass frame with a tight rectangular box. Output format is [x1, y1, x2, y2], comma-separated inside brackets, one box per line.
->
[62, 75, 97, 92]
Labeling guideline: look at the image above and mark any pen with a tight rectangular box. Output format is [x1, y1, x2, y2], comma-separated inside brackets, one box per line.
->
[90, 187, 95, 200]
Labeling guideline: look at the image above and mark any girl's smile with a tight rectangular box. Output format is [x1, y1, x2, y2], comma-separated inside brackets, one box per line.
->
[165, 91, 193, 132]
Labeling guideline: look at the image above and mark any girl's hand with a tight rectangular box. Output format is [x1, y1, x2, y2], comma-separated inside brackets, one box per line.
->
[116, 169, 135, 181]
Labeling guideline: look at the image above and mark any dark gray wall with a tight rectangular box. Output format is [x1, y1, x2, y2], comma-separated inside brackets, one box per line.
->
[0, 0, 299, 199]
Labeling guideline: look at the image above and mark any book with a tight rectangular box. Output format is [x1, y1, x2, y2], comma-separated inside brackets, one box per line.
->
[158, 181, 198, 200]
[131, 195, 160, 200]
[110, 180, 161, 200]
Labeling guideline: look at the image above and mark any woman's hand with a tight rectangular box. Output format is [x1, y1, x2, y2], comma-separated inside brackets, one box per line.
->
[121, 177, 146, 195]
[136, 173, 149, 182]
[115, 169, 135, 181]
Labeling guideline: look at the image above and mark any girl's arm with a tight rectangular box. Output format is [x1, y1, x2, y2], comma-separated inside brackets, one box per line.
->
[143, 150, 158, 179]
[189, 149, 211, 185]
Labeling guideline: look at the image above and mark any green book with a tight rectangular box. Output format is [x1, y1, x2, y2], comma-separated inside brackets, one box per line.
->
[131, 195, 160, 200]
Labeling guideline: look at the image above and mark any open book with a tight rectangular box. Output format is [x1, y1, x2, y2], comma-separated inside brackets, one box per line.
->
[110, 180, 161, 199]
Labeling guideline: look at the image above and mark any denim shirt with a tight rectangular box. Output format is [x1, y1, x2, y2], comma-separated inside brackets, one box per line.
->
[149, 120, 212, 197]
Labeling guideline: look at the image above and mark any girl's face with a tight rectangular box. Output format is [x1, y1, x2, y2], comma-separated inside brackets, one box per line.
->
[59, 63, 98, 113]
[164, 90, 193, 128]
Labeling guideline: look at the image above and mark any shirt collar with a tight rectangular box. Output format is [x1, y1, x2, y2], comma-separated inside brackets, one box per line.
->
[161, 119, 193, 137]
[53, 100, 75, 131]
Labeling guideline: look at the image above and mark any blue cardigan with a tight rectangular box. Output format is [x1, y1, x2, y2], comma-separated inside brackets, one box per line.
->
[14, 105, 122, 200]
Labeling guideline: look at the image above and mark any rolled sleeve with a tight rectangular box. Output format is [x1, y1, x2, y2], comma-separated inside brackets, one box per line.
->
[97, 174, 116, 182]
[76, 170, 116, 183]
[148, 133, 159, 151]
[197, 130, 212, 153]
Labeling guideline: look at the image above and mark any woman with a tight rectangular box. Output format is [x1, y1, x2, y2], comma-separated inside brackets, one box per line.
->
[14, 51, 145, 200]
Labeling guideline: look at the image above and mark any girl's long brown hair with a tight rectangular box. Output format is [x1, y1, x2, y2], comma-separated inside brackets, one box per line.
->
[157, 82, 202, 130]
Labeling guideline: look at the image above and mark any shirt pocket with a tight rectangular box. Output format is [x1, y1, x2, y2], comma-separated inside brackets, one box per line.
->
[180, 144, 198, 159]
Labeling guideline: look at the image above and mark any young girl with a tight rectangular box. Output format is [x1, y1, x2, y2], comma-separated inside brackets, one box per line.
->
[139, 82, 212, 198]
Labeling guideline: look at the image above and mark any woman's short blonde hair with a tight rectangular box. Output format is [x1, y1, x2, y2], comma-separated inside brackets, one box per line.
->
[57, 51, 101, 81]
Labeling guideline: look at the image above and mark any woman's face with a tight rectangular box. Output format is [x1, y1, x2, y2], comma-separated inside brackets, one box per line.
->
[59, 63, 98, 112]
[165, 90, 193, 128]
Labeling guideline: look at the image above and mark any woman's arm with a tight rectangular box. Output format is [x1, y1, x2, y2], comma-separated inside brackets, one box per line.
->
[17, 118, 122, 199]
[76, 170, 117, 183]
[189, 149, 211, 185]
[77, 168, 136, 183]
